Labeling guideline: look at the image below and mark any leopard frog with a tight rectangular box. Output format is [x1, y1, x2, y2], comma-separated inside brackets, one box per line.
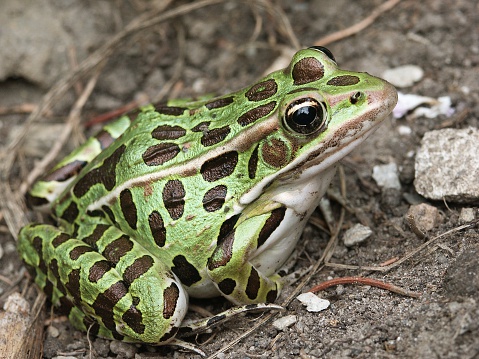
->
[18, 47, 397, 349]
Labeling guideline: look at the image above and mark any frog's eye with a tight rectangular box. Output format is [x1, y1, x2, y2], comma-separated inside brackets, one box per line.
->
[284, 98, 328, 135]
[308, 46, 336, 63]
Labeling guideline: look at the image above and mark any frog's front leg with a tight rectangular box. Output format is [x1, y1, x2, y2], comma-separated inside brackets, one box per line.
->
[18, 222, 188, 344]
[207, 206, 293, 305]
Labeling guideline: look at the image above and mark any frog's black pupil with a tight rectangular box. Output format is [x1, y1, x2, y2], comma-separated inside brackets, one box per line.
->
[284, 98, 326, 135]
[293, 106, 317, 125]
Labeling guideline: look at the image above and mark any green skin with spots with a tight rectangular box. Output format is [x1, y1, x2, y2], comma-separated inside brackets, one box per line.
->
[18, 48, 397, 346]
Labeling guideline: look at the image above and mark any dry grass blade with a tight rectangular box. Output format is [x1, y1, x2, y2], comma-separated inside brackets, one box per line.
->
[314, 0, 401, 46]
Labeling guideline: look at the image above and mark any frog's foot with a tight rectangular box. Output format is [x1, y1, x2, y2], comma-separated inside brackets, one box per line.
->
[177, 303, 284, 338]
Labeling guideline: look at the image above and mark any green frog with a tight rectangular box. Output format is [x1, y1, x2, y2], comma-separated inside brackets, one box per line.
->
[18, 47, 397, 351]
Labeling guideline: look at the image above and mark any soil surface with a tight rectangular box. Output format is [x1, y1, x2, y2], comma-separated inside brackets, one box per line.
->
[1, 1, 478, 358]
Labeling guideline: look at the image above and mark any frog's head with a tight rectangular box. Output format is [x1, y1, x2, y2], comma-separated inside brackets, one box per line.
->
[239, 47, 398, 206]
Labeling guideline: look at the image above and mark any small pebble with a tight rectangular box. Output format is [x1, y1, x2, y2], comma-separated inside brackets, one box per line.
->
[459, 208, 476, 223]
[272, 315, 297, 330]
[406, 203, 440, 233]
[342, 224, 373, 247]
[296, 293, 330, 312]
[382, 65, 424, 88]
[47, 325, 60, 338]
[372, 163, 401, 190]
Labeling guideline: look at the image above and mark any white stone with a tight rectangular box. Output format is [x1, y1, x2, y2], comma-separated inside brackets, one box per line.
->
[296, 293, 330, 312]
[272, 315, 297, 330]
[372, 163, 401, 190]
[459, 208, 476, 223]
[342, 223, 373, 247]
[382, 65, 424, 88]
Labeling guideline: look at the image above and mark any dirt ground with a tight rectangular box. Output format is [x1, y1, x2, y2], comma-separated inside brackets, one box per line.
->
[0, 0, 478, 358]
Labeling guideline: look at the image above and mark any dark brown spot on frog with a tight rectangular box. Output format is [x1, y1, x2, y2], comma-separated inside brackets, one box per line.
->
[162, 180, 186, 220]
[191, 121, 210, 133]
[201, 151, 238, 182]
[73, 145, 126, 197]
[25, 193, 49, 208]
[266, 286, 278, 302]
[92, 281, 128, 331]
[217, 214, 240, 244]
[261, 138, 290, 168]
[83, 224, 110, 248]
[257, 207, 286, 247]
[65, 269, 81, 304]
[245, 79, 278, 102]
[237, 101, 277, 127]
[160, 327, 179, 342]
[151, 125, 187, 140]
[60, 201, 79, 222]
[49, 258, 60, 281]
[102, 235, 134, 264]
[123, 255, 154, 285]
[171, 255, 202, 286]
[122, 305, 145, 334]
[292, 57, 324, 85]
[205, 96, 234, 110]
[201, 126, 231, 147]
[95, 129, 116, 150]
[148, 211, 167, 247]
[102, 205, 116, 224]
[31, 236, 43, 266]
[69, 245, 94, 260]
[156, 105, 186, 116]
[58, 295, 75, 316]
[120, 188, 138, 230]
[52, 233, 71, 248]
[218, 278, 236, 295]
[43, 280, 54, 299]
[202, 185, 227, 212]
[44, 160, 87, 182]
[83, 319, 100, 337]
[162, 282, 180, 319]
[88, 260, 112, 283]
[327, 75, 360, 86]
[245, 267, 261, 300]
[142, 143, 181, 166]
[248, 145, 259, 179]
[208, 230, 235, 270]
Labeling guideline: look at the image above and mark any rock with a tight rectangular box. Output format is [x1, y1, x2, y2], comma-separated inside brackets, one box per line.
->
[273, 315, 297, 330]
[296, 293, 330, 312]
[342, 224, 373, 247]
[0, 0, 115, 87]
[414, 128, 479, 203]
[459, 208, 476, 223]
[406, 203, 440, 233]
[372, 163, 401, 190]
[382, 65, 424, 88]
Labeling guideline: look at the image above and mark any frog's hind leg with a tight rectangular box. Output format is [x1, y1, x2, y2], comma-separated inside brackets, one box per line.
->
[18, 222, 189, 345]
[26, 116, 131, 210]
